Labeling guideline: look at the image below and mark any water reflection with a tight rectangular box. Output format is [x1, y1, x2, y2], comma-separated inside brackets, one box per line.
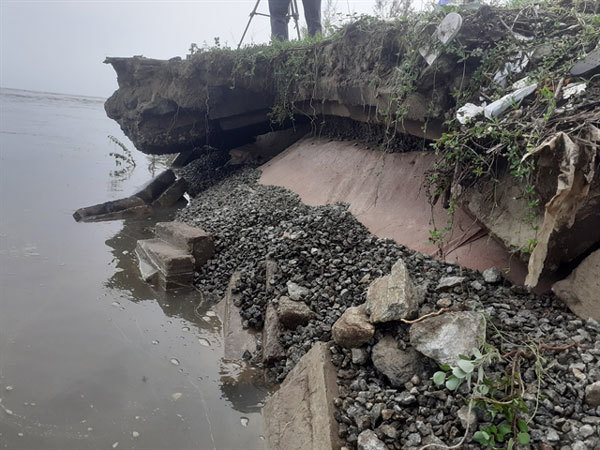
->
[102, 215, 269, 415]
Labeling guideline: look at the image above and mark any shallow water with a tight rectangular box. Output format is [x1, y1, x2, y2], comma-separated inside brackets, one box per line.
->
[0, 88, 266, 449]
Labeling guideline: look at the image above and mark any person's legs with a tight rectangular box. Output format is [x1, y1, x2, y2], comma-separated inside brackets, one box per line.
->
[269, 0, 291, 40]
[302, 0, 322, 37]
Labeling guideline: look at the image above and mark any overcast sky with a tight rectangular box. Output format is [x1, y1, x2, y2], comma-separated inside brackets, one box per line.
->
[0, 0, 382, 98]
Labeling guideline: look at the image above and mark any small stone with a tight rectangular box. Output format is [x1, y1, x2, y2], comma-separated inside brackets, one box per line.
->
[132, 431, 140, 438]
[470, 281, 483, 291]
[406, 433, 422, 446]
[277, 296, 314, 329]
[546, 428, 560, 442]
[351, 348, 369, 365]
[396, 392, 417, 406]
[357, 429, 387, 450]
[585, 381, 600, 407]
[286, 281, 310, 301]
[381, 409, 394, 421]
[578, 424, 595, 439]
[482, 267, 502, 283]
[240, 417, 249, 427]
[169, 358, 180, 366]
[332, 306, 375, 348]
[379, 424, 397, 439]
[436, 297, 452, 308]
[436, 276, 465, 291]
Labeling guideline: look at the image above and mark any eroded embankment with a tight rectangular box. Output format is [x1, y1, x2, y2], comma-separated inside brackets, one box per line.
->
[174, 165, 600, 449]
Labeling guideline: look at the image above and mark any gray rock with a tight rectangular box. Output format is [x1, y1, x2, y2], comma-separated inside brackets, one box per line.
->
[395, 392, 417, 406]
[470, 280, 484, 291]
[578, 424, 595, 439]
[371, 336, 422, 387]
[436, 276, 466, 291]
[482, 267, 503, 284]
[379, 424, 397, 439]
[351, 348, 369, 365]
[357, 429, 387, 450]
[546, 428, 560, 442]
[585, 381, 600, 407]
[287, 281, 310, 301]
[406, 433, 422, 446]
[277, 296, 314, 329]
[364, 259, 420, 323]
[409, 311, 485, 366]
[332, 306, 375, 348]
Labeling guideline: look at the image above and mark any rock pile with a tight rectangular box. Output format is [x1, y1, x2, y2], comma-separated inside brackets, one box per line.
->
[177, 168, 599, 449]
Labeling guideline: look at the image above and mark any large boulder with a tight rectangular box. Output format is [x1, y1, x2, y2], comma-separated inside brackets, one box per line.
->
[263, 342, 340, 450]
[365, 259, 420, 323]
[409, 311, 485, 367]
[332, 306, 375, 348]
[552, 249, 600, 322]
[371, 336, 423, 387]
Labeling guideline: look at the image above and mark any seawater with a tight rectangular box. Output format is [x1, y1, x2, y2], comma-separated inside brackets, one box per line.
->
[0, 88, 266, 449]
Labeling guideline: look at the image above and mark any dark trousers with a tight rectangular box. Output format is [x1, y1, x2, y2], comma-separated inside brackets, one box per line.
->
[269, 0, 322, 40]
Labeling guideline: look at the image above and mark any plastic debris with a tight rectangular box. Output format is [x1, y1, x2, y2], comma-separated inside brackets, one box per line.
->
[484, 83, 537, 119]
[493, 51, 531, 87]
[562, 82, 586, 100]
[457, 103, 484, 124]
[419, 13, 463, 66]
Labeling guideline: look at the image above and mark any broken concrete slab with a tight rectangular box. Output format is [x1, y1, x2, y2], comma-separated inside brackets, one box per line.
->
[263, 341, 340, 450]
[371, 336, 423, 388]
[135, 238, 195, 290]
[365, 259, 420, 323]
[332, 306, 375, 348]
[409, 311, 485, 367]
[214, 272, 258, 361]
[552, 249, 600, 322]
[155, 221, 214, 269]
[262, 303, 286, 365]
[135, 238, 194, 275]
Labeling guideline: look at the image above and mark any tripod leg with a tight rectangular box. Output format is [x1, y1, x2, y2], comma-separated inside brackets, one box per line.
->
[238, 0, 262, 48]
[290, 0, 301, 40]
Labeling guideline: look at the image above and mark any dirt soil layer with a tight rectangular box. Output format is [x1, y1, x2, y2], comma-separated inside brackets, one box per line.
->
[177, 167, 599, 450]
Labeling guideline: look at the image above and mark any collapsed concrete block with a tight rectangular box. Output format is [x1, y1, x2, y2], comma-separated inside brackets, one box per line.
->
[277, 296, 314, 329]
[155, 221, 214, 269]
[263, 342, 340, 450]
[135, 238, 194, 290]
[262, 303, 285, 365]
[214, 272, 257, 361]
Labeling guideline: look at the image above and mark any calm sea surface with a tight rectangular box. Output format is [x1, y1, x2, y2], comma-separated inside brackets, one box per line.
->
[0, 88, 265, 449]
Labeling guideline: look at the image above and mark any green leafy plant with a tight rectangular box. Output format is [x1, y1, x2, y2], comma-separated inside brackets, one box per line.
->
[432, 341, 538, 449]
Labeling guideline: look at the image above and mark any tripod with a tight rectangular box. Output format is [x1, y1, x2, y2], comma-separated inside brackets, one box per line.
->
[238, 0, 302, 49]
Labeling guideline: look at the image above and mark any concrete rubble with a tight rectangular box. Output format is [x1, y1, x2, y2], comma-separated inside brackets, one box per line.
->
[263, 342, 340, 450]
[135, 220, 214, 290]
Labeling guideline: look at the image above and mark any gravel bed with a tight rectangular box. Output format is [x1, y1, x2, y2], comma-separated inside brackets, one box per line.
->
[177, 168, 599, 450]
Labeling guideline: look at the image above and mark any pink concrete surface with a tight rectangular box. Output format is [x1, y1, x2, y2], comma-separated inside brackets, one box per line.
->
[259, 137, 530, 285]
